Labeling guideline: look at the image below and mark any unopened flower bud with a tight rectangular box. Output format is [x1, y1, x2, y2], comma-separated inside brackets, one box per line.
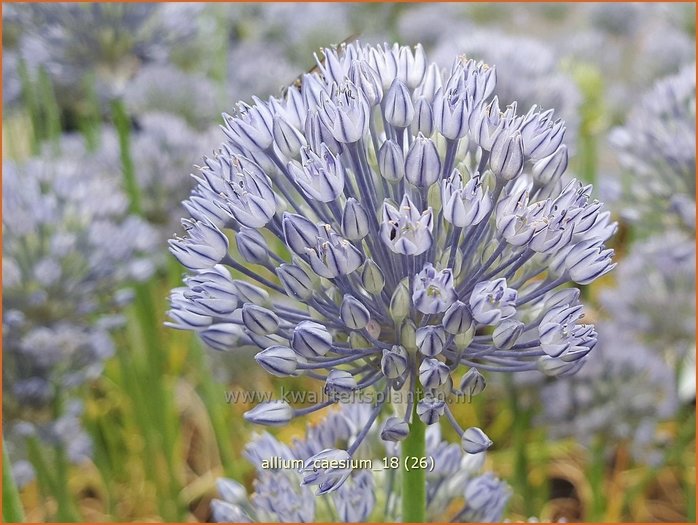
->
[417, 394, 445, 424]
[255, 345, 298, 376]
[242, 304, 280, 335]
[340, 295, 370, 330]
[442, 301, 474, 335]
[276, 263, 314, 300]
[419, 358, 450, 389]
[405, 134, 441, 188]
[532, 145, 568, 185]
[244, 400, 294, 426]
[389, 279, 411, 322]
[324, 369, 357, 399]
[490, 131, 524, 181]
[461, 426, 493, 454]
[362, 259, 385, 294]
[380, 416, 409, 441]
[384, 79, 415, 128]
[416, 325, 446, 357]
[378, 140, 405, 182]
[236, 227, 269, 264]
[459, 368, 486, 397]
[341, 198, 370, 240]
[291, 321, 332, 358]
[381, 345, 408, 379]
[492, 319, 524, 349]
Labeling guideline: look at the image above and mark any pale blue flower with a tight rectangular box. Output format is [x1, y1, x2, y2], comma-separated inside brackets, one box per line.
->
[168, 43, 615, 487]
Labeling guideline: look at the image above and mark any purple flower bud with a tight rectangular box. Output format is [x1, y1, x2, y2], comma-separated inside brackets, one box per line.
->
[244, 400, 294, 426]
[241, 304, 280, 335]
[282, 213, 318, 254]
[216, 478, 247, 505]
[537, 355, 584, 377]
[380, 417, 410, 442]
[276, 264, 314, 300]
[490, 130, 524, 181]
[232, 280, 269, 305]
[411, 96, 435, 137]
[419, 358, 450, 389]
[378, 139, 405, 182]
[273, 114, 306, 158]
[416, 325, 446, 357]
[442, 301, 474, 335]
[236, 227, 268, 264]
[200, 323, 241, 352]
[341, 198, 369, 240]
[492, 319, 524, 349]
[349, 60, 383, 106]
[405, 134, 441, 188]
[381, 345, 408, 379]
[460, 368, 486, 397]
[415, 63, 442, 102]
[417, 394, 446, 424]
[292, 321, 332, 358]
[433, 87, 469, 140]
[255, 345, 298, 377]
[397, 43, 427, 89]
[340, 295, 370, 330]
[324, 369, 357, 399]
[532, 145, 568, 186]
[461, 426, 493, 454]
[384, 79, 414, 128]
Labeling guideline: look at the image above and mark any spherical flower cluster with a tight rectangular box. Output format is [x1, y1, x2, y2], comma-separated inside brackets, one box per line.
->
[211, 403, 510, 522]
[124, 64, 221, 130]
[600, 231, 695, 368]
[167, 42, 615, 477]
[12, 3, 201, 96]
[539, 324, 678, 465]
[609, 63, 696, 230]
[3, 140, 156, 455]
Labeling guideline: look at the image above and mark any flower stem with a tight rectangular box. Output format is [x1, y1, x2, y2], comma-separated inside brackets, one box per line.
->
[2, 439, 25, 523]
[402, 383, 426, 523]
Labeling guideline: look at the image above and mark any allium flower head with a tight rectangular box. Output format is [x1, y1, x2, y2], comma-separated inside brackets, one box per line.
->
[601, 231, 696, 367]
[13, 3, 200, 96]
[211, 403, 510, 522]
[169, 42, 615, 488]
[3, 140, 156, 477]
[124, 64, 220, 130]
[609, 64, 696, 230]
